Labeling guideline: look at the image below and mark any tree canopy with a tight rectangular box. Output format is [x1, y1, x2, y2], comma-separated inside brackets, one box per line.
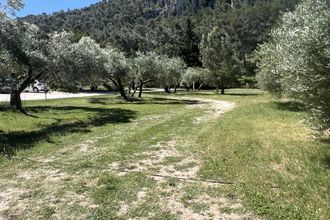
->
[200, 26, 237, 94]
[255, 0, 330, 132]
[22, 0, 299, 77]
[0, 0, 24, 19]
[0, 0, 307, 114]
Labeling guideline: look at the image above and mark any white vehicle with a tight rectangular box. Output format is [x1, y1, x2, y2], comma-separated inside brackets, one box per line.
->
[24, 80, 49, 93]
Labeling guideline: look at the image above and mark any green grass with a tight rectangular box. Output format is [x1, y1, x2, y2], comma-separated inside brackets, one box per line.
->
[179, 90, 330, 219]
[0, 89, 329, 219]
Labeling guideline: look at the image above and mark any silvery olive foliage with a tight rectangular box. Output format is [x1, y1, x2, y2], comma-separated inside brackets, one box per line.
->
[0, 20, 49, 111]
[102, 47, 131, 83]
[182, 67, 212, 88]
[0, 20, 48, 83]
[72, 37, 105, 86]
[132, 51, 162, 97]
[46, 31, 75, 87]
[133, 51, 161, 84]
[101, 46, 132, 99]
[157, 55, 186, 89]
[46, 32, 105, 90]
[255, 0, 330, 132]
[0, 0, 24, 19]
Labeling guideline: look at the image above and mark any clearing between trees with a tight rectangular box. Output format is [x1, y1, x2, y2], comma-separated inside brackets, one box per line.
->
[0, 89, 329, 219]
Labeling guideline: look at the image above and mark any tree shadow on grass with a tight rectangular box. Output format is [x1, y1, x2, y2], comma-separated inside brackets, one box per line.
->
[314, 137, 330, 169]
[146, 91, 214, 97]
[321, 138, 330, 168]
[88, 97, 201, 106]
[320, 138, 330, 144]
[323, 156, 330, 169]
[90, 98, 110, 105]
[0, 106, 136, 157]
[0, 106, 9, 111]
[274, 101, 305, 112]
[138, 97, 201, 105]
[222, 92, 261, 97]
[149, 91, 262, 97]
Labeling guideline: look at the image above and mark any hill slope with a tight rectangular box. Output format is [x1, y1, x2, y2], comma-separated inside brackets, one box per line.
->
[23, 0, 299, 73]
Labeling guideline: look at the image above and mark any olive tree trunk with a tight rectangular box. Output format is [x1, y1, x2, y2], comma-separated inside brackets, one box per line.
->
[164, 86, 171, 94]
[173, 83, 180, 93]
[10, 67, 36, 115]
[220, 80, 225, 95]
[10, 90, 23, 110]
[137, 79, 151, 98]
[138, 81, 143, 98]
[109, 78, 129, 100]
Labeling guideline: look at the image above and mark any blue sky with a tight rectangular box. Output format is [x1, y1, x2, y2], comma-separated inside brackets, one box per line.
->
[17, 0, 101, 17]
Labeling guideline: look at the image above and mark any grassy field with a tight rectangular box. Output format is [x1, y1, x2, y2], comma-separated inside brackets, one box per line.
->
[0, 89, 329, 219]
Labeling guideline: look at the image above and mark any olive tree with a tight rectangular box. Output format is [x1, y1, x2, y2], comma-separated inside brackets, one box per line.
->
[102, 47, 131, 100]
[46, 33, 104, 91]
[49, 35, 132, 100]
[181, 67, 211, 91]
[0, 0, 24, 19]
[71, 37, 105, 87]
[254, 42, 283, 97]
[0, 21, 48, 113]
[133, 51, 161, 97]
[158, 55, 186, 93]
[46, 31, 76, 90]
[0, 25, 106, 114]
[255, 0, 330, 131]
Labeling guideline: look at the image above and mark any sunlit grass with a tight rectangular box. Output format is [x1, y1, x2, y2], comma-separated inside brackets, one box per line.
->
[0, 89, 328, 219]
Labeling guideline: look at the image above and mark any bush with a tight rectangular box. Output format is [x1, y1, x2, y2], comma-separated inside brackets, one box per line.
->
[255, 0, 330, 132]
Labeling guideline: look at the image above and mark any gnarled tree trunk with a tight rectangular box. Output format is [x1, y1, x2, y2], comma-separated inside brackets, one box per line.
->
[164, 86, 171, 94]
[128, 81, 136, 95]
[138, 79, 151, 98]
[130, 86, 138, 97]
[138, 81, 143, 98]
[10, 67, 35, 115]
[119, 87, 129, 100]
[109, 78, 129, 101]
[10, 90, 22, 110]
[220, 80, 225, 95]
[173, 83, 180, 93]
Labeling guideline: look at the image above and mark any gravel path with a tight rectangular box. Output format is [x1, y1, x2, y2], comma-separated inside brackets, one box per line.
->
[0, 91, 108, 102]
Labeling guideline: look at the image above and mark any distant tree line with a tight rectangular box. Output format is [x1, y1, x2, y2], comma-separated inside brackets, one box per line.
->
[1, 0, 301, 113]
[1, 0, 329, 134]
[22, 0, 300, 87]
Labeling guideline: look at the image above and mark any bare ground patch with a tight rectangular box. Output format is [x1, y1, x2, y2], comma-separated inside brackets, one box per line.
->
[0, 96, 243, 219]
[187, 98, 236, 124]
[0, 187, 25, 214]
[107, 137, 257, 219]
[0, 165, 97, 219]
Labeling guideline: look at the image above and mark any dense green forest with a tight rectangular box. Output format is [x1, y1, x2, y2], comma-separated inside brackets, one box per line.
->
[23, 0, 299, 84]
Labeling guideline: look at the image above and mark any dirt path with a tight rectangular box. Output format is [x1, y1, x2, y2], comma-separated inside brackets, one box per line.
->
[183, 97, 236, 124]
[0, 96, 260, 219]
[105, 98, 258, 219]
